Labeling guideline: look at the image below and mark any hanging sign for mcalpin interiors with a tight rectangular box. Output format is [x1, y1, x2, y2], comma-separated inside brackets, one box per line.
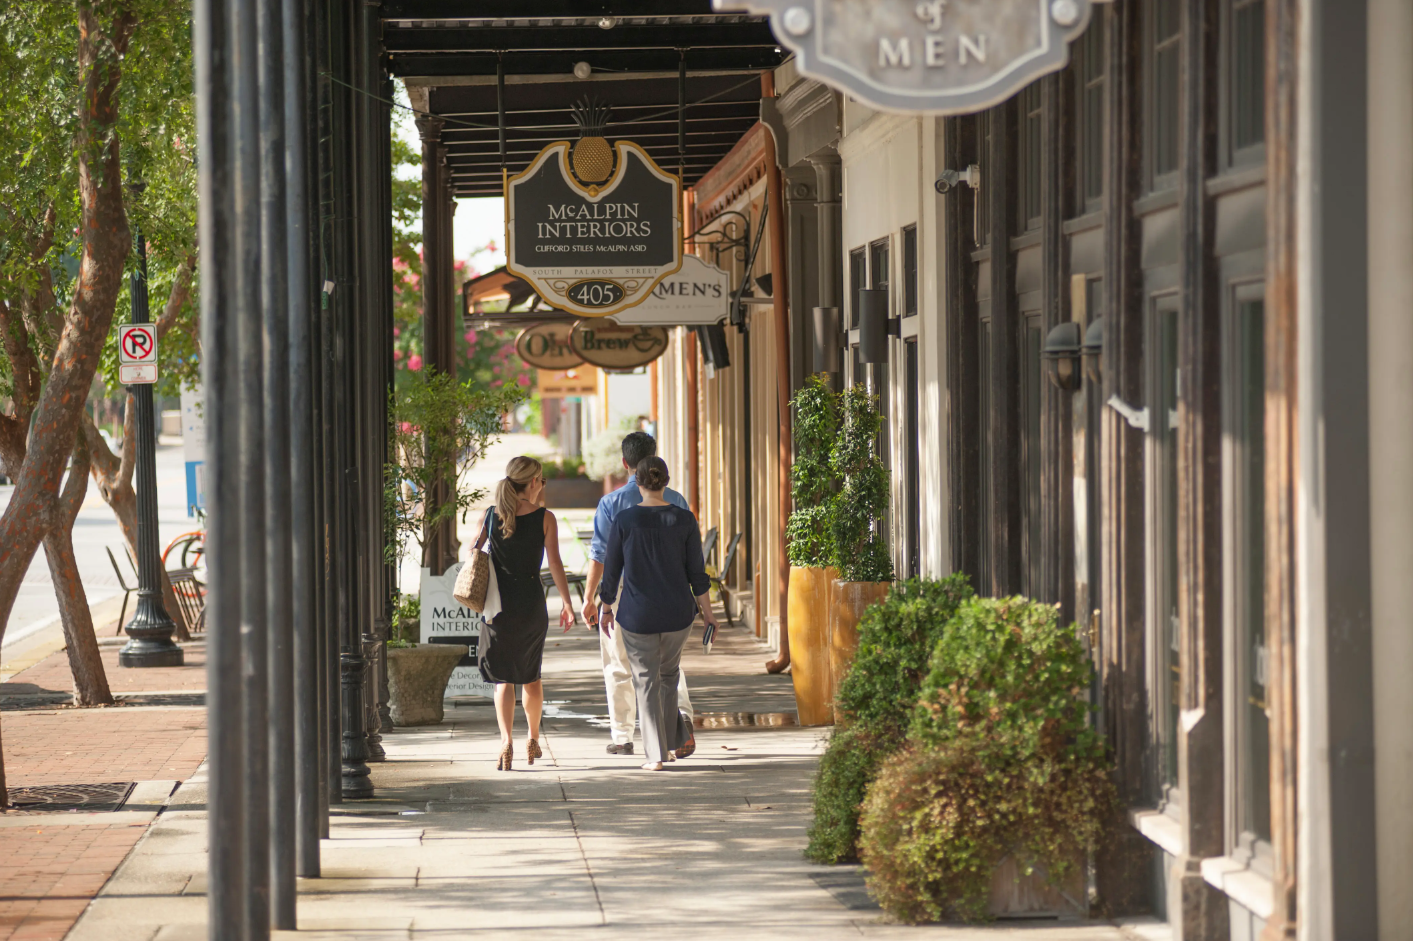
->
[515, 323, 583, 369]
[714, 0, 1094, 115]
[505, 141, 682, 318]
[570, 322, 670, 371]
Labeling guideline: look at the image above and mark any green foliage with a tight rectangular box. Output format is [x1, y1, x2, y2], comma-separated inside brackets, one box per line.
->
[384, 371, 525, 573]
[540, 457, 586, 479]
[806, 576, 973, 864]
[389, 593, 420, 647]
[1, 0, 199, 400]
[805, 724, 886, 864]
[830, 384, 893, 582]
[858, 596, 1115, 923]
[786, 375, 840, 566]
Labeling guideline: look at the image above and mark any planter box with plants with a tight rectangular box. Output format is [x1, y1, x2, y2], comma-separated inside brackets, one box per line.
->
[785, 376, 842, 726]
[827, 384, 894, 694]
[384, 594, 469, 727]
[808, 584, 1116, 923]
[540, 458, 600, 508]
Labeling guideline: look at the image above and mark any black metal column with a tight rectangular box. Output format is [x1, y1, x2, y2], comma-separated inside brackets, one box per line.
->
[118, 220, 184, 670]
[287, 0, 322, 878]
[194, 0, 249, 934]
[257, 0, 296, 926]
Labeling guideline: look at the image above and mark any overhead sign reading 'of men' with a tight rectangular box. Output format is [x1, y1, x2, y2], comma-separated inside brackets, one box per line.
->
[714, 0, 1093, 116]
[506, 140, 682, 318]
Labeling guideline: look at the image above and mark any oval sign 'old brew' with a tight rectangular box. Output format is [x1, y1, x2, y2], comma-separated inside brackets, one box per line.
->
[714, 0, 1093, 116]
[570, 321, 670, 370]
[505, 141, 682, 318]
[515, 323, 584, 370]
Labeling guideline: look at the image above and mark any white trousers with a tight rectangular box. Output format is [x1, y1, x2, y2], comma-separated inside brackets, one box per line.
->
[600, 604, 693, 745]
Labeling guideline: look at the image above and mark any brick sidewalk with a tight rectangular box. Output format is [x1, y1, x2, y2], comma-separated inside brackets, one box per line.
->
[0, 645, 207, 941]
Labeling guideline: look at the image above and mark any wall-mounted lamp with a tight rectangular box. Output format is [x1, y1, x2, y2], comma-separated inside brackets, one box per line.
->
[1081, 316, 1105, 386]
[697, 324, 731, 378]
[1041, 321, 1083, 391]
[812, 306, 840, 374]
[857, 289, 897, 364]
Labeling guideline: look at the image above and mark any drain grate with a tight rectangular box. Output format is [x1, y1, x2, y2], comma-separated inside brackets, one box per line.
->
[5, 782, 136, 813]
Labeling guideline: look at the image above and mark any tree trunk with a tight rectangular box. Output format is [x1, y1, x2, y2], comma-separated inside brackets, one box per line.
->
[45, 530, 113, 706]
[42, 432, 113, 706]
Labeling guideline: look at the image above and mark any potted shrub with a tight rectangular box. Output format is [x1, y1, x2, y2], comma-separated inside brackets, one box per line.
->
[784, 375, 842, 726]
[858, 597, 1115, 922]
[806, 575, 973, 863]
[381, 593, 466, 727]
[827, 384, 894, 692]
[540, 457, 601, 508]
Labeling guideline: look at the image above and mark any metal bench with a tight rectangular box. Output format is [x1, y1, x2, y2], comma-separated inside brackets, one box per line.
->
[709, 532, 743, 627]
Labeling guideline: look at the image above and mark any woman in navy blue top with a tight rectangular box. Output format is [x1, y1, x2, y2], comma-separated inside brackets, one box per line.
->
[599, 457, 719, 771]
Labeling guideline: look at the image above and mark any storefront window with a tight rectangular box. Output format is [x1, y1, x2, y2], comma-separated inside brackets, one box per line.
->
[902, 225, 917, 317]
[905, 338, 921, 578]
[1074, 14, 1106, 209]
[1018, 84, 1043, 230]
[978, 317, 993, 592]
[1230, 0, 1265, 158]
[1148, 0, 1181, 185]
[1153, 303, 1181, 794]
[1233, 296, 1271, 845]
[1022, 313, 1044, 596]
[849, 247, 866, 329]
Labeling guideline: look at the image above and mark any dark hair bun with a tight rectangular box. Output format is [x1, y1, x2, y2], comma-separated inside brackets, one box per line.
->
[636, 455, 670, 491]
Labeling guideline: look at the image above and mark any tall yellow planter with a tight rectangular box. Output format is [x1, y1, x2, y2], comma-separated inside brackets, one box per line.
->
[787, 565, 838, 726]
[829, 579, 891, 694]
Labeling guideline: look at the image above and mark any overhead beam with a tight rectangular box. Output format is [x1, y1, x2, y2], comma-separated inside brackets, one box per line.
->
[383, 0, 723, 17]
[386, 47, 785, 77]
[382, 23, 777, 53]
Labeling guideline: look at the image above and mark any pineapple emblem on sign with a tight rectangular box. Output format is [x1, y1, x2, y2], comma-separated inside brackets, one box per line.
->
[505, 97, 683, 319]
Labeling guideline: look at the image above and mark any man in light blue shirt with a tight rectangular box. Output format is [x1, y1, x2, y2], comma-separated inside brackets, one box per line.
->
[582, 431, 695, 756]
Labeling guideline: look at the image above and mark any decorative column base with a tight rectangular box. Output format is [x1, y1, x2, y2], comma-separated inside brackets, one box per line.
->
[119, 591, 185, 668]
[340, 651, 374, 798]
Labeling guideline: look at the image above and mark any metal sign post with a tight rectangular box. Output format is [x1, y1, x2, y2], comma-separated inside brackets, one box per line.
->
[118, 226, 183, 668]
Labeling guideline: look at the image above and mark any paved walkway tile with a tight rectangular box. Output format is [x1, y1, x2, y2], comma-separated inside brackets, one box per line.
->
[68, 619, 1166, 940]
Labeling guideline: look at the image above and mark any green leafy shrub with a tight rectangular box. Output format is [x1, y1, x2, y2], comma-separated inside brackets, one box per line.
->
[786, 375, 840, 566]
[805, 576, 972, 863]
[540, 457, 586, 479]
[858, 596, 1115, 923]
[830, 384, 893, 582]
[388, 593, 421, 648]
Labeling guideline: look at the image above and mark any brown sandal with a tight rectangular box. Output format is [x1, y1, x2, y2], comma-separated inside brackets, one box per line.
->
[527, 738, 543, 765]
[496, 743, 513, 771]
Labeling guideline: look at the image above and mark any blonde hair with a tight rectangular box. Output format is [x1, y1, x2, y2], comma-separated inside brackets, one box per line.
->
[495, 456, 542, 538]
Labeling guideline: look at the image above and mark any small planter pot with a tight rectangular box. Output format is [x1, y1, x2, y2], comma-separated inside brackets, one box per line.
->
[786, 565, 838, 726]
[828, 579, 891, 693]
[542, 475, 603, 508]
[386, 643, 470, 727]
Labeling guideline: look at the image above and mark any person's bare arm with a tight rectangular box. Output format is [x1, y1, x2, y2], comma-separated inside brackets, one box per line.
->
[582, 559, 604, 625]
[543, 512, 575, 631]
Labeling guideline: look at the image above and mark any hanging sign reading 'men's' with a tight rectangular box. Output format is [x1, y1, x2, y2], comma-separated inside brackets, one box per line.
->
[714, 0, 1093, 116]
[506, 141, 681, 318]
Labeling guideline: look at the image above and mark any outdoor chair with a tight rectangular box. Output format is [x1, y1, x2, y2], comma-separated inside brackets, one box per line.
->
[168, 568, 207, 634]
[709, 532, 743, 627]
[701, 526, 719, 569]
[540, 569, 588, 607]
[106, 546, 139, 635]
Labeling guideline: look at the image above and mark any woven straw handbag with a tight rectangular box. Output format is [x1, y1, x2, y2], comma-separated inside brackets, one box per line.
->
[453, 509, 494, 612]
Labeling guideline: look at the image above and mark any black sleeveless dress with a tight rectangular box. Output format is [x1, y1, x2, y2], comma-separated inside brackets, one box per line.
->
[478, 506, 550, 685]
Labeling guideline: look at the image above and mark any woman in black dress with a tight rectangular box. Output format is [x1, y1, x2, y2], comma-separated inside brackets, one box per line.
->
[474, 456, 575, 771]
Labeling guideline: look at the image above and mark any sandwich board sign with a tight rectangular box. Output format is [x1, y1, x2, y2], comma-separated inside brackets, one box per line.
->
[419, 562, 493, 699]
[118, 323, 158, 384]
[505, 140, 682, 319]
[715, 0, 1094, 116]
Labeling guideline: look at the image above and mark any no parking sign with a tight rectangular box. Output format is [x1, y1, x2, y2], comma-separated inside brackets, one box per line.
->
[118, 323, 157, 384]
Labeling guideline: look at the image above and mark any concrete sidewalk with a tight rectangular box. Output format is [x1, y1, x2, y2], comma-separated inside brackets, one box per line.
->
[68, 620, 1161, 940]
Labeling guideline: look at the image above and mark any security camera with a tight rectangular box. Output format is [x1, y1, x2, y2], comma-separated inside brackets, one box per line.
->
[934, 164, 981, 195]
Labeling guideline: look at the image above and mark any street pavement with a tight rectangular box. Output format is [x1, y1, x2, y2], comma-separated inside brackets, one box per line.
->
[0, 439, 197, 672]
[64, 615, 1165, 940]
